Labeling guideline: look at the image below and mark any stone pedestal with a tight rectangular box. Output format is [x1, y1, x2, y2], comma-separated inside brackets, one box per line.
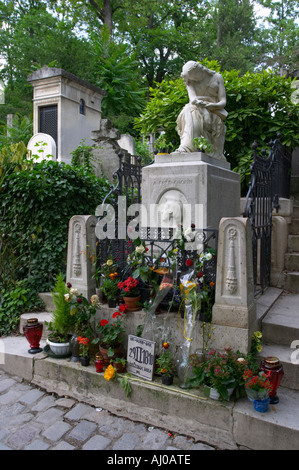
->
[66, 215, 97, 300]
[212, 217, 257, 352]
[141, 152, 240, 232]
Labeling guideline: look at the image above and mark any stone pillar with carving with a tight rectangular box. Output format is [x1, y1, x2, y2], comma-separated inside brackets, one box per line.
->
[66, 215, 97, 300]
[212, 217, 257, 353]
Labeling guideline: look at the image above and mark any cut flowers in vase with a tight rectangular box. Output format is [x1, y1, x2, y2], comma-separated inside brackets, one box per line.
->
[65, 285, 99, 337]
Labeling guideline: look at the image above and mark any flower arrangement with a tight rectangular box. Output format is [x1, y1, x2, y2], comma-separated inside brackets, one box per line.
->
[66, 286, 99, 337]
[118, 276, 140, 298]
[243, 369, 272, 401]
[77, 336, 89, 358]
[101, 277, 120, 301]
[93, 307, 126, 356]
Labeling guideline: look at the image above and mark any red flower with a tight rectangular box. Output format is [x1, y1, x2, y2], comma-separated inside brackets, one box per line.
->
[197, 271, 204, 278]
[100, 319, 109, 327]
[186, 259, 193, 267]
[119, 304, 127, 312]
[77, 337, 89, 345]
[112, 312, 122, 319]
[162, 342, 169, 349]
[67, 282, 72, 288]
[77, 297, 83, 304]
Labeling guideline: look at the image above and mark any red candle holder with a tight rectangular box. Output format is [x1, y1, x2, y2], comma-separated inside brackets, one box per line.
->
[23, 318, 43, 354]
[260, 356, 284, 404]
[95, 354, 105, 373]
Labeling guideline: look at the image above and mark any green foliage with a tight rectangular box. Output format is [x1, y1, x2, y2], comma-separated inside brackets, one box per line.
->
[0, 281, 43, 336]
[135, 63, 299, 194]
[0, 141, 29, 185]
[0, 114, 33, 149]
[47, 273, 74, 338]
[0, 159, 112, 293]
[70, 139, 100, 174]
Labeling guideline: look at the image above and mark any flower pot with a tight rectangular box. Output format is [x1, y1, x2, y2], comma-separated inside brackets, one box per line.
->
[108, 299, 117, 308]
[80, 356, 90, 367]
[47, 339, 70, 357]
[23, 318, 43, 354]
[123, 296, 141, 311]
[99, 343, 122, 366]
[204, 386, 235, 401]
[253, 397, 270, 413]
[112, 361, 126, 373]
[161, 374, 173, 386]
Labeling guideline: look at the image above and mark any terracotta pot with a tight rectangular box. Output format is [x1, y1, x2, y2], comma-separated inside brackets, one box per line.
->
[123, 296, 141, 311]
[99, 343, 123, 366]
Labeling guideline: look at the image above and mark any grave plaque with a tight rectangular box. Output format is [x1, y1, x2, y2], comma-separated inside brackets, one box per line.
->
[126, 335, 155, 381]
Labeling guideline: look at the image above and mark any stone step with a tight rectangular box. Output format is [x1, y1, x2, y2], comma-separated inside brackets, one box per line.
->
[258, 344, 299, 391]
[292, 205, 299, 218]
[38, 292, 54, 312]
[1, 335, 299, 450]
[285, 272, 299, 293]
[288, 235, 299, 252]
[262, 293, 299, 346]
[285, 252, 299, 271]
[19, 312, 52, 339]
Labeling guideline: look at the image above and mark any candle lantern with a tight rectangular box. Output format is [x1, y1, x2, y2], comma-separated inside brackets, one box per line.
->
[260, 356, 284, 404]
[95, 354, 105, 373]
[23, 318, 43, 354]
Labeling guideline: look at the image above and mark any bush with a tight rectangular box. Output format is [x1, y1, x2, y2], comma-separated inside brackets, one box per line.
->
[0, 159, 112, 293]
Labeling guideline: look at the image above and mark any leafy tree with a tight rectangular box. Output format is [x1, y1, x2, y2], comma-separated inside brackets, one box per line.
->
[256, 0, 299, 75]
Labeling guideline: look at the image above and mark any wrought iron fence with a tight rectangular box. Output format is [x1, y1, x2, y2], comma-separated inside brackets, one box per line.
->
[243, 135, 291, 295]
[96, 150, 218, 309]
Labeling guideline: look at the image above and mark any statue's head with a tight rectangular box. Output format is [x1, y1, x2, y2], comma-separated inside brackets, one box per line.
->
[181, 61, 214, 83]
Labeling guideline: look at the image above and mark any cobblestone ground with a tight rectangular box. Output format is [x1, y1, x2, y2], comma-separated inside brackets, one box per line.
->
[0, 370, 216, 452]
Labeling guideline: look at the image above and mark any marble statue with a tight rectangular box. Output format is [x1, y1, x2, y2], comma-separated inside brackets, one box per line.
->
[175, 61, 227, 160]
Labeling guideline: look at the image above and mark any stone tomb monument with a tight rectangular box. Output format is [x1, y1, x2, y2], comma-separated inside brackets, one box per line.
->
[142, 61, 240, 234]
[27, 133, 57, 162]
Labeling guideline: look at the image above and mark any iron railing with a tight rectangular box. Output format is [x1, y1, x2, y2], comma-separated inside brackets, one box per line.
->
[243, 135, 291, 295]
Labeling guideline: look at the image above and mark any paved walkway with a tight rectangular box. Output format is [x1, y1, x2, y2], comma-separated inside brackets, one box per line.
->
[0, 370, 215, 451]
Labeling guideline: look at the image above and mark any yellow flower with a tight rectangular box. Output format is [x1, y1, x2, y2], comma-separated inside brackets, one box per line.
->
[104, 364, 116, 381]
[254, 331, 262, 339]
[106, 259, 113, 266]
[257, 344, 263, 352]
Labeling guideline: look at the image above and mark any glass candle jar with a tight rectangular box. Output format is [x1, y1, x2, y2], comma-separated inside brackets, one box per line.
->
[23, 318, 43, 354]
[260, 356, 284, 404]
[95, 354, 105, 373]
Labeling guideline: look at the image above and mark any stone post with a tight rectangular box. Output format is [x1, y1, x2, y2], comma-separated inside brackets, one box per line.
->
[66, 215, 97, 300]
[212, 217, 257, 353]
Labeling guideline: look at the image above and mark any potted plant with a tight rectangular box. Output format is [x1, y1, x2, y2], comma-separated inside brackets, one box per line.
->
[93, 308, 126, 365]
[101, 277, 120, 308]
[189, 350, 236, 401]
[156, 342, 175, 385]
[77, 336, 90, 366]
[112, 357, 127, 373]
[118, 276, 141, 311]
[46, 274, 76, 356]
[243, 369, 272, 412]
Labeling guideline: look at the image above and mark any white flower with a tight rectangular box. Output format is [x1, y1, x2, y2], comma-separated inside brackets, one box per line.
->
[70, 288, 78, 295]
[64, 294, 71, 302]
[135, 245, 146, 254]
[205, 252, 212, 261]
[91, 294, 100, 306]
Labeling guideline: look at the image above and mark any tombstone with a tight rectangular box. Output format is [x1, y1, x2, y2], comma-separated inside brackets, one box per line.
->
[212, 217, 257, 352]
[66, 215, 97, 300]
[27, 133, 57, 162]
